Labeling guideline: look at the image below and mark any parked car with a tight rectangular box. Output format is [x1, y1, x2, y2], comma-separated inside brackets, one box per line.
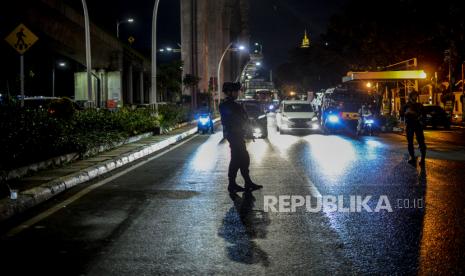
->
[276, 100, 319, 134]
[15, 96, 59, 109]
[422, 104, 451, 129]
[237, 99, 268, 139]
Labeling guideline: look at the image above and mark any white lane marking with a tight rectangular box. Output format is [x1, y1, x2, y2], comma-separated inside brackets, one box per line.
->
[5, 134, 199, 238]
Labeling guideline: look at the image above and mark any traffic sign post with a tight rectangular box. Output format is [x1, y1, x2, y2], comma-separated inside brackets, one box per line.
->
[4, 23, 39, 107]
[20, 55, 24, 107]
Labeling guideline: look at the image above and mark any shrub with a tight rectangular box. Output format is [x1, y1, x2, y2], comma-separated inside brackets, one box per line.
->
[0, 107, 162, 171]
[158, 104, 190, 129]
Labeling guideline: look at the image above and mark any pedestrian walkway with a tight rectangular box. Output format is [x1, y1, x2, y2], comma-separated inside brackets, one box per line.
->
[0, 121, 206, 222]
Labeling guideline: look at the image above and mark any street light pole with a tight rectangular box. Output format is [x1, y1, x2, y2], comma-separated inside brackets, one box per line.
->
[116, 18, 134, 39]
[151, 0, 160, 112]
[216, 42, 233, 112]
[81, 0, 92, 106]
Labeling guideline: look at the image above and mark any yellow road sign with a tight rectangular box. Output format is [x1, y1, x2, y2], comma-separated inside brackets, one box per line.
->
[5, 24, 39, 55]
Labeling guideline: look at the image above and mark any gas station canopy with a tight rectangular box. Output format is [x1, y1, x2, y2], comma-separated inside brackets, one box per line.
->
[342, 70, 427, 82]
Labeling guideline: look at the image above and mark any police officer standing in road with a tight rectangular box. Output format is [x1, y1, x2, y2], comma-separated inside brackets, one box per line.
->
[219, 82, 263, 193]
[401, 91, 427, 166]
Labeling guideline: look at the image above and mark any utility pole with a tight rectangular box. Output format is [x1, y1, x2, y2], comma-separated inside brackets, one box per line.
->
[151, 0, 160, 112]
[81, 0, 93, 106]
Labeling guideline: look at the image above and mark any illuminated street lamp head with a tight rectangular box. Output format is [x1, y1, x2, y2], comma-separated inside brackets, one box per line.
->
[166, 47, 173, 52]
[238, 45, 246, 51]
[366, 82, 372, 88]
[58, 62, 66, 67]
[255, 62, 261, 66]
[290, 91, 296, 96]
[127, 18, 134, 23]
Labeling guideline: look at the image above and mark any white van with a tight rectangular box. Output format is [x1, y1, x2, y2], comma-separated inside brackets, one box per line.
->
[276, 100, 319, 134]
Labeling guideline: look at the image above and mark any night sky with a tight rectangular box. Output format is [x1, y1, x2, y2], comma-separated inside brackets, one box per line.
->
[249, 0, 346, 70]
[59, 1, 348, 70]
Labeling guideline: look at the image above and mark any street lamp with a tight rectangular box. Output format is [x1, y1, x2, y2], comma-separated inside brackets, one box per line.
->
[151, 0, 160, 111]
[81, 0, 92, 106]
[116, 18, 134, 39]
[216, 43, 247, 112]
[159, 46, 181, 53]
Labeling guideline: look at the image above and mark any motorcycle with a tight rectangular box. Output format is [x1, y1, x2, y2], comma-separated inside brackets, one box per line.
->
[197, 113, 214, 134]
[357, 116, 376, 136]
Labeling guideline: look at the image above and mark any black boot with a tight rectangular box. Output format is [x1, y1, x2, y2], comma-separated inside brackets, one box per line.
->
[245, 182, 263, 191]
[228, 178, 246, 193]
[407, 156, 417, 166]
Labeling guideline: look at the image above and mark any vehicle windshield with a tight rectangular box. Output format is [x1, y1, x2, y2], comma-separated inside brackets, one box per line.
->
[284, 103, 313, 112]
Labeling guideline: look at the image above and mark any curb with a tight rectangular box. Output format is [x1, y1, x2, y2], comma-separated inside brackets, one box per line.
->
[0, 118, 219, 222]
[1, 132, 154, 183]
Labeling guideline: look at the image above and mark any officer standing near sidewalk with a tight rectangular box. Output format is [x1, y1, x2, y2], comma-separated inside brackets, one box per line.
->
[401, 90, 427, 166]
[219, 82, 263, 193]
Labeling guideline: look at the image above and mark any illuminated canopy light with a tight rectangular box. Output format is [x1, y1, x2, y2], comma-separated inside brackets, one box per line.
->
[343, 70, 428, 82]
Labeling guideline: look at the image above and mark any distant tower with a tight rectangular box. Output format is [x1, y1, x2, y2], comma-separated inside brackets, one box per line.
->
[301, 29, 310, 48]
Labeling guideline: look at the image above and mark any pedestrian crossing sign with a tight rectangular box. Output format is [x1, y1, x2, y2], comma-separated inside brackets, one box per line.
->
[4, 23, 38, 55]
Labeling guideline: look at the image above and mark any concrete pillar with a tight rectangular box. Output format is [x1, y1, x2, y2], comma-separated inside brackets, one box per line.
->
[98, 69, 107, 107]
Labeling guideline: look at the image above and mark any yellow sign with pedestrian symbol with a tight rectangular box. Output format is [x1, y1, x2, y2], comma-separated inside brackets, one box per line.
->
[5, 24, 38, 55]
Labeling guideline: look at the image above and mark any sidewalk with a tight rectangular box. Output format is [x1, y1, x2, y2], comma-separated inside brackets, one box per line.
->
[0, 120, 217, 222]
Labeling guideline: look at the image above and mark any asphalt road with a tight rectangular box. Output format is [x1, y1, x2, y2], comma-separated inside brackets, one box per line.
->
[1, 115, 464, 275]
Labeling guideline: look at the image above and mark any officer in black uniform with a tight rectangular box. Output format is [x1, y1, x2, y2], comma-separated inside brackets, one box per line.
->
[401, 91, 426, 166]
[219, 82, 263, 193]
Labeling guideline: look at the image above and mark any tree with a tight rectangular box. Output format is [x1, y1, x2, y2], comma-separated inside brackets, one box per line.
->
[157, 61, 183, 103]
[182, 74, 200, 108]
[276, 0, 465, 92]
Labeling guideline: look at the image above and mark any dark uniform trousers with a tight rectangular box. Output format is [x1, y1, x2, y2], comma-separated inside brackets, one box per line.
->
[226, 134, 252, 184]
[406, 122, 426, 158]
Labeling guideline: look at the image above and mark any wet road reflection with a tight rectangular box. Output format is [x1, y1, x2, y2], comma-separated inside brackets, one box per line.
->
[261, 115, 463, 274]
[218, 192, 271, 266]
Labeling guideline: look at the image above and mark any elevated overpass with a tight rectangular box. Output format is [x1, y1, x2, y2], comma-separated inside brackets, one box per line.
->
[1, 0, 153, 107]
